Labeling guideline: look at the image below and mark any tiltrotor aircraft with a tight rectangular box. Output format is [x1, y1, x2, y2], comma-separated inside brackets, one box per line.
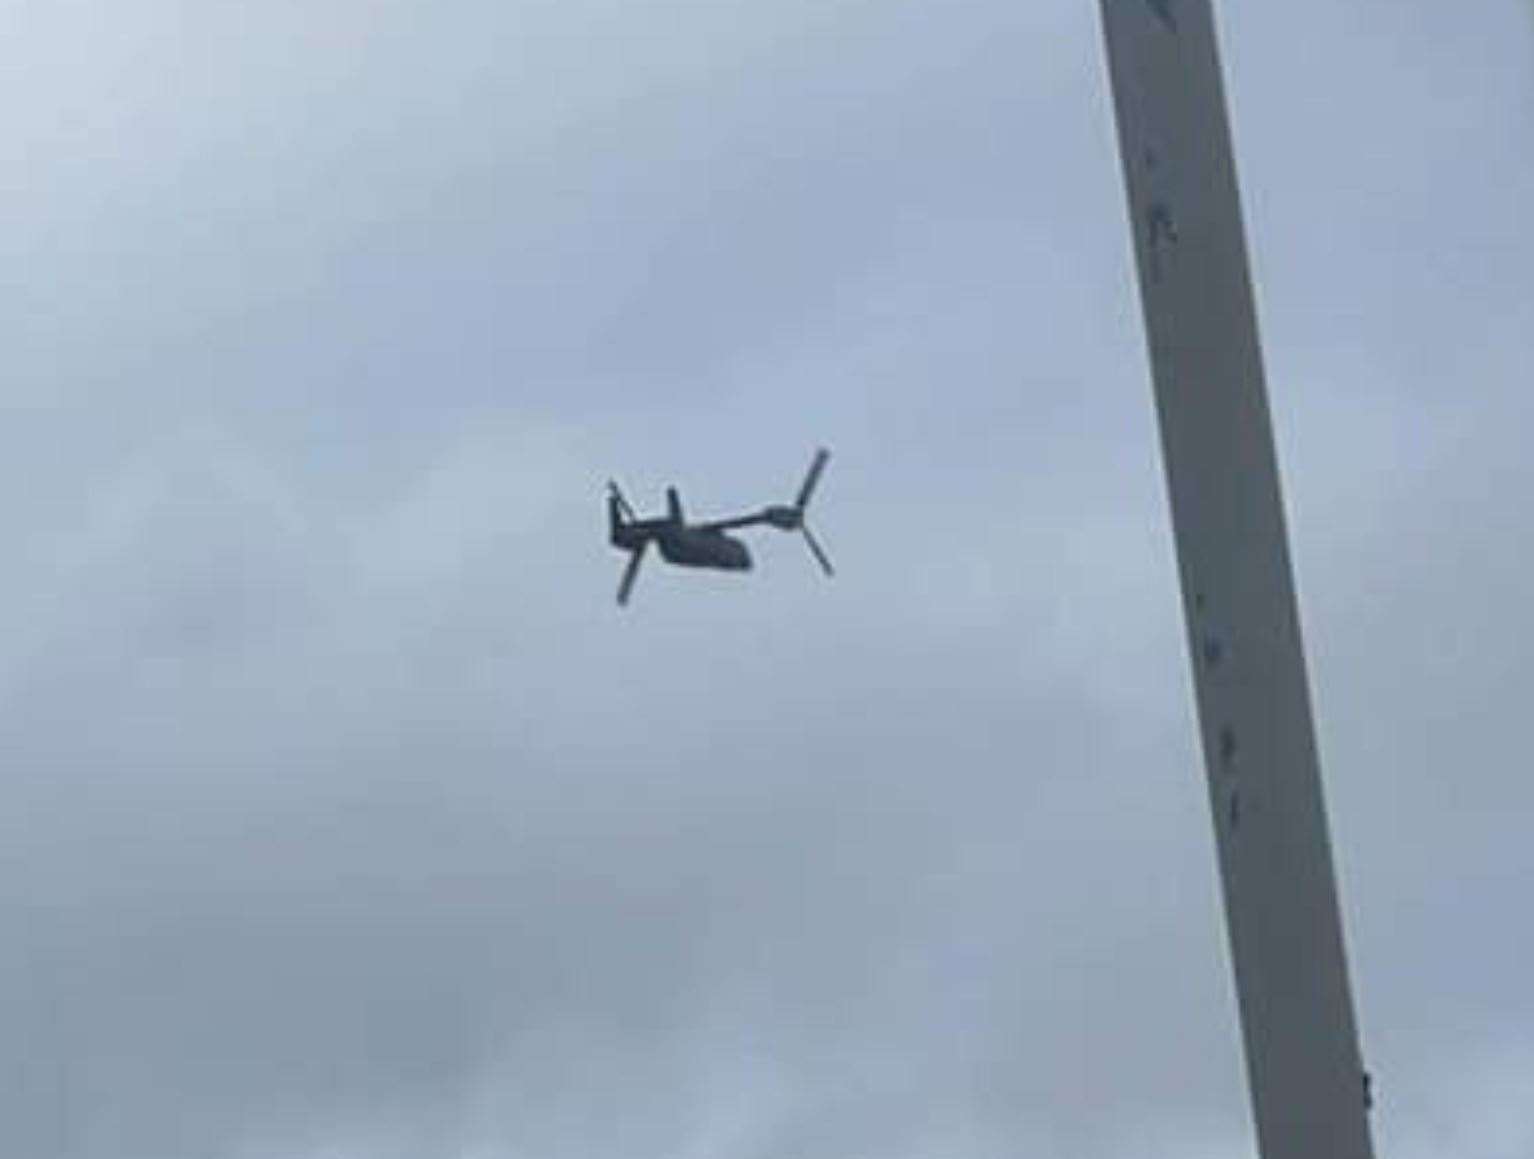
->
[607, 449, 833, 606]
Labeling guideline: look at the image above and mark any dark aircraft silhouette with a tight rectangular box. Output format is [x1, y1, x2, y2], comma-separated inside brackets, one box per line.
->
[607, 449, 833, 606]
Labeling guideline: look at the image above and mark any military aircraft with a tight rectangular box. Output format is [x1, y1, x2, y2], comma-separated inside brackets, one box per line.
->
[607, 449, 834, 606]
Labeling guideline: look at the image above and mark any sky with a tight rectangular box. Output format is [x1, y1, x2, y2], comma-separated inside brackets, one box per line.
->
[4, 1, 1533, 1156]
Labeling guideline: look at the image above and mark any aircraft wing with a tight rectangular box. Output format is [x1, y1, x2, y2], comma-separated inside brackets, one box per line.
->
[695, 512, 769, 532]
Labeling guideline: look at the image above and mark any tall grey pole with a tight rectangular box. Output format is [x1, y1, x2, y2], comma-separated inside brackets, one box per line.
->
[1095, 3, 1375, 1157]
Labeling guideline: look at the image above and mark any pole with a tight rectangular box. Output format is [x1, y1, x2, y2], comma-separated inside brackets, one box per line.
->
[1095, 3, 1376, 1156]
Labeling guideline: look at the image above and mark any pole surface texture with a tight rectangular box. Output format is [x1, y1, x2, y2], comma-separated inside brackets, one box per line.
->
[1096, 3, 1376, 1157]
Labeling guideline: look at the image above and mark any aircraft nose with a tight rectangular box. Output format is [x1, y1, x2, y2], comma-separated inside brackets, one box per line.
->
[735, 542, 753, 570]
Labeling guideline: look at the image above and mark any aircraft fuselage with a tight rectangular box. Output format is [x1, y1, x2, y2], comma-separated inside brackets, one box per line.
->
[611, 517, 751, 571]
[657, 526, 751, 570]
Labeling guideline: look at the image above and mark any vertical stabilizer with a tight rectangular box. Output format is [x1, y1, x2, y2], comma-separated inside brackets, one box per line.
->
[608, 493, 624, 542]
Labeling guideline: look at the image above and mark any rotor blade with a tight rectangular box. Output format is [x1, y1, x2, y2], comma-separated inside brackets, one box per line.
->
[800, 524, 834, 577]
[794, 448, 830, 511]
[607, 480, 637, 521]
[616, 543, 646, 606]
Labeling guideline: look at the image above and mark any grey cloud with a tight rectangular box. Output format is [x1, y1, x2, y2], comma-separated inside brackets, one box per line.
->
[5, 1, 1533, 1157]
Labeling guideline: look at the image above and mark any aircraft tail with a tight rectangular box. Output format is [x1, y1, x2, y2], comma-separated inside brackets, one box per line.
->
[666, 486, 683, 524]
[607, 481, 635, 544]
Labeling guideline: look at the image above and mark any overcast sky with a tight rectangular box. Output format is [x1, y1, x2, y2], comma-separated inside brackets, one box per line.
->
[5, 2, 1532, 1156]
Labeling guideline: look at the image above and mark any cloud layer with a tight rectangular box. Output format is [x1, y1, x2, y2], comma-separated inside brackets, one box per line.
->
[5, 2, 1533, 1156]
